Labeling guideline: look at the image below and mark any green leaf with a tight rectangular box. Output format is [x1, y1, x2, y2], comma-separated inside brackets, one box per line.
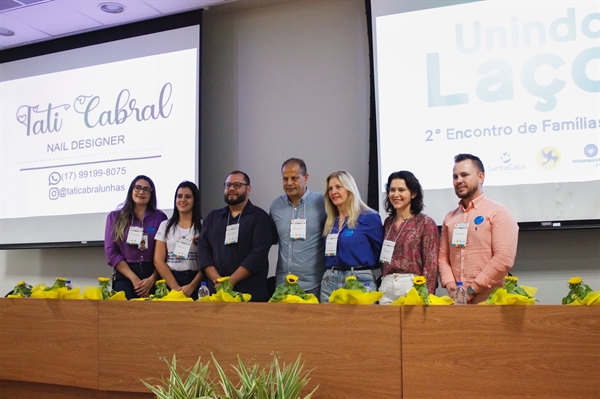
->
[510, 286, 532, 298]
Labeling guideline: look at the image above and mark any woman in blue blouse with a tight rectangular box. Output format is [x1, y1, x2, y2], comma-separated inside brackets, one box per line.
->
[320, 171, 383, 303]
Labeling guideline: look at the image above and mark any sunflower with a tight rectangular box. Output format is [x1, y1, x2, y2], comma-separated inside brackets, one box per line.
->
[216, 276, 231, 283]
[17, 281, 25, 286]
[155, 279, 166, 285]
[345, 275, 357, 282]
[568, 277, 582, 285]
[505, 275, 518, 283]
[413, 276, 426, 286]
[98, 277, 110, 283]
[286, 274, 299, 284]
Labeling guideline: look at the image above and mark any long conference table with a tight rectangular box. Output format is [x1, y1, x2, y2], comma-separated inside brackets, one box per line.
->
[0, 299, 598, 399]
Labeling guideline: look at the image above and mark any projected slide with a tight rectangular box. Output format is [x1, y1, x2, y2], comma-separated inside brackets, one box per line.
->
[374, 0, 599, 224]
[1, 49, 197, 220]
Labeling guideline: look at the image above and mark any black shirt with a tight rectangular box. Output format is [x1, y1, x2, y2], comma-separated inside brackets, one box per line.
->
[197, 200, 273, 302]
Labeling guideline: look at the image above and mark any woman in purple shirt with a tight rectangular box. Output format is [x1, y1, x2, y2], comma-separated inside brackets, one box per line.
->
[104, 175, 167, 299]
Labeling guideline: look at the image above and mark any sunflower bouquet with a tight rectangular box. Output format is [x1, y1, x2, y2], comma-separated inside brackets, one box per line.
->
[413, 276, 429, 305]
[562, 277, 599, 306]
[391, 276, 453, 306]
[24, 277, 83, 299]
[269, 274, 318, 304]
[328, 275, 383, 305]
[43, 277, 67, 291]
[8, 281, 33, 298]
[98, 277, 115, 300]
[83, 277, 127, 300]
[129, 279, 193, 301]
[198, 276, 251, 302]
[482, 276, 537, 305]
[154, 279, 170, 298]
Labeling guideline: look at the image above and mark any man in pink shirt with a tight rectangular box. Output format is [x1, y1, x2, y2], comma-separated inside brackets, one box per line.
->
[438, 154, 519, 304]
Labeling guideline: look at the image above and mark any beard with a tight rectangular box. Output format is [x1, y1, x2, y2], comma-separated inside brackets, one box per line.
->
[224, 190, 247, 206]
[455, 184, 478, 200]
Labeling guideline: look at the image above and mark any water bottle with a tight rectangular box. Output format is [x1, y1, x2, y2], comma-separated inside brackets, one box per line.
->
[364, 282, 372, 292]
[66, 280, 73, 290]
[454, 281, 467, 305]
[197, 282, 210, 298]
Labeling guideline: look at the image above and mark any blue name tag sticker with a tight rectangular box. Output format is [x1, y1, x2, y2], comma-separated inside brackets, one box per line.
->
[345, 230, 354, 237]
[147, 227, 156, 233]
[474, 216, 485, 225]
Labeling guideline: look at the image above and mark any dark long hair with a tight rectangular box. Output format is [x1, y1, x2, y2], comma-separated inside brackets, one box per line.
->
[166, 181, 202, 236]
[112, 175, 158, 241]
[383, 171, 424, 217]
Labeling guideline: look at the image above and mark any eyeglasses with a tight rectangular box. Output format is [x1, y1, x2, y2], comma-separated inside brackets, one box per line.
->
[133, 185, 152, 194]
[224, 182, 248, 190]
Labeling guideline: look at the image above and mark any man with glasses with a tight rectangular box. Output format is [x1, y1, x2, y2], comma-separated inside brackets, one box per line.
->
[197, 171, 274, 301]
[270, 158, 326, 299]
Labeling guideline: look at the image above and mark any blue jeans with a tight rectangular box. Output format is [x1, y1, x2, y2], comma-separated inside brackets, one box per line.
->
[320, 268, 377, 303]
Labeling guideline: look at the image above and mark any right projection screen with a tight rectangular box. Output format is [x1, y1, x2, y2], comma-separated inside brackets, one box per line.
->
[371, 0, 600, 227]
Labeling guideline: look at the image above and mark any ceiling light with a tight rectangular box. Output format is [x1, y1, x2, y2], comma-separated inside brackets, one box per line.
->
[99, 2, 126, 14]
[0, 28, 15, 37]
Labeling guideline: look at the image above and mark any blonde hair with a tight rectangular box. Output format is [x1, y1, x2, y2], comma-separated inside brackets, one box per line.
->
[323, 171, 373, 236]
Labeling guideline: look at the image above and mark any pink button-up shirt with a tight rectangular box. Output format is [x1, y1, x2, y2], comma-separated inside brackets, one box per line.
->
[438, 194, 518, 303]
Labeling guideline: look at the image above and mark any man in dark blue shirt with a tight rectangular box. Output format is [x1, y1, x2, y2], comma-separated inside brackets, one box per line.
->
[197, 171, 274, 302]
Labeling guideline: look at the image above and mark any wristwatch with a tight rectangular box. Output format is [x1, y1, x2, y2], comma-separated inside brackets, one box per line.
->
[467, 286, 476, 296]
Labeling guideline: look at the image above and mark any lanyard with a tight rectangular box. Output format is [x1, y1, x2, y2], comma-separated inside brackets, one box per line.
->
[226, 209, 242, 226]
[324, 216, 348, 258]
[131, 213, 144, 230]
[384, 215, 412, 243]
[287, 200, 307, 274]
[178, 225, 194, 240]
[329, 216, 348, 236]
[291, 200, 306, 220]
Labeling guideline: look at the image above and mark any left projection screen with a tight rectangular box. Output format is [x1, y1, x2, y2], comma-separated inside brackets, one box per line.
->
[0, 23, 200, 247]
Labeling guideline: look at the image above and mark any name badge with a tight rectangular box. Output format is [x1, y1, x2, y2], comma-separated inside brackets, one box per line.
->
[225, 224, 240, 245]
[290, 218, 307, 240]
[325, 233, 338, 256]
[126, 226, 143, 245]
[173, 237, 192, 259]
[452, 222, 469, 247]
[379, 239, 396, 264]
[138, 234, 148, 251]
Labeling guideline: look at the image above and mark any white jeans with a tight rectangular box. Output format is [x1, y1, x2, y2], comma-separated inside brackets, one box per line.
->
[378, 273, 416, 305]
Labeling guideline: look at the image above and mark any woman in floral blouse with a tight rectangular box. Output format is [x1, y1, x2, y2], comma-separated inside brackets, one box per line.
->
[378, 171, 439, 304]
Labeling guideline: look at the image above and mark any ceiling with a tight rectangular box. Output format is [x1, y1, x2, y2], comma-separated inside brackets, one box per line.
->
[0, 0, 236, 50]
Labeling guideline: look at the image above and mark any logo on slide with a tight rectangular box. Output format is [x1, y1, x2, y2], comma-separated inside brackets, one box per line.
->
[537, 146, 561, 170]
[500, 152, 511, 163]
[48, 172, 61, 186]
[49, 187, 59, 200]
[584, 144, 598, 158]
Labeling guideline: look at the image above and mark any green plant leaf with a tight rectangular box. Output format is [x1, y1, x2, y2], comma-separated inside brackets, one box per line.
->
[144, 353, 318, 399]
[141, 354, 216, 399]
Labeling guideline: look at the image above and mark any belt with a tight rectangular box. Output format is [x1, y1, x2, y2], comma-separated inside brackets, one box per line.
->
[328, 266, 379, 271]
